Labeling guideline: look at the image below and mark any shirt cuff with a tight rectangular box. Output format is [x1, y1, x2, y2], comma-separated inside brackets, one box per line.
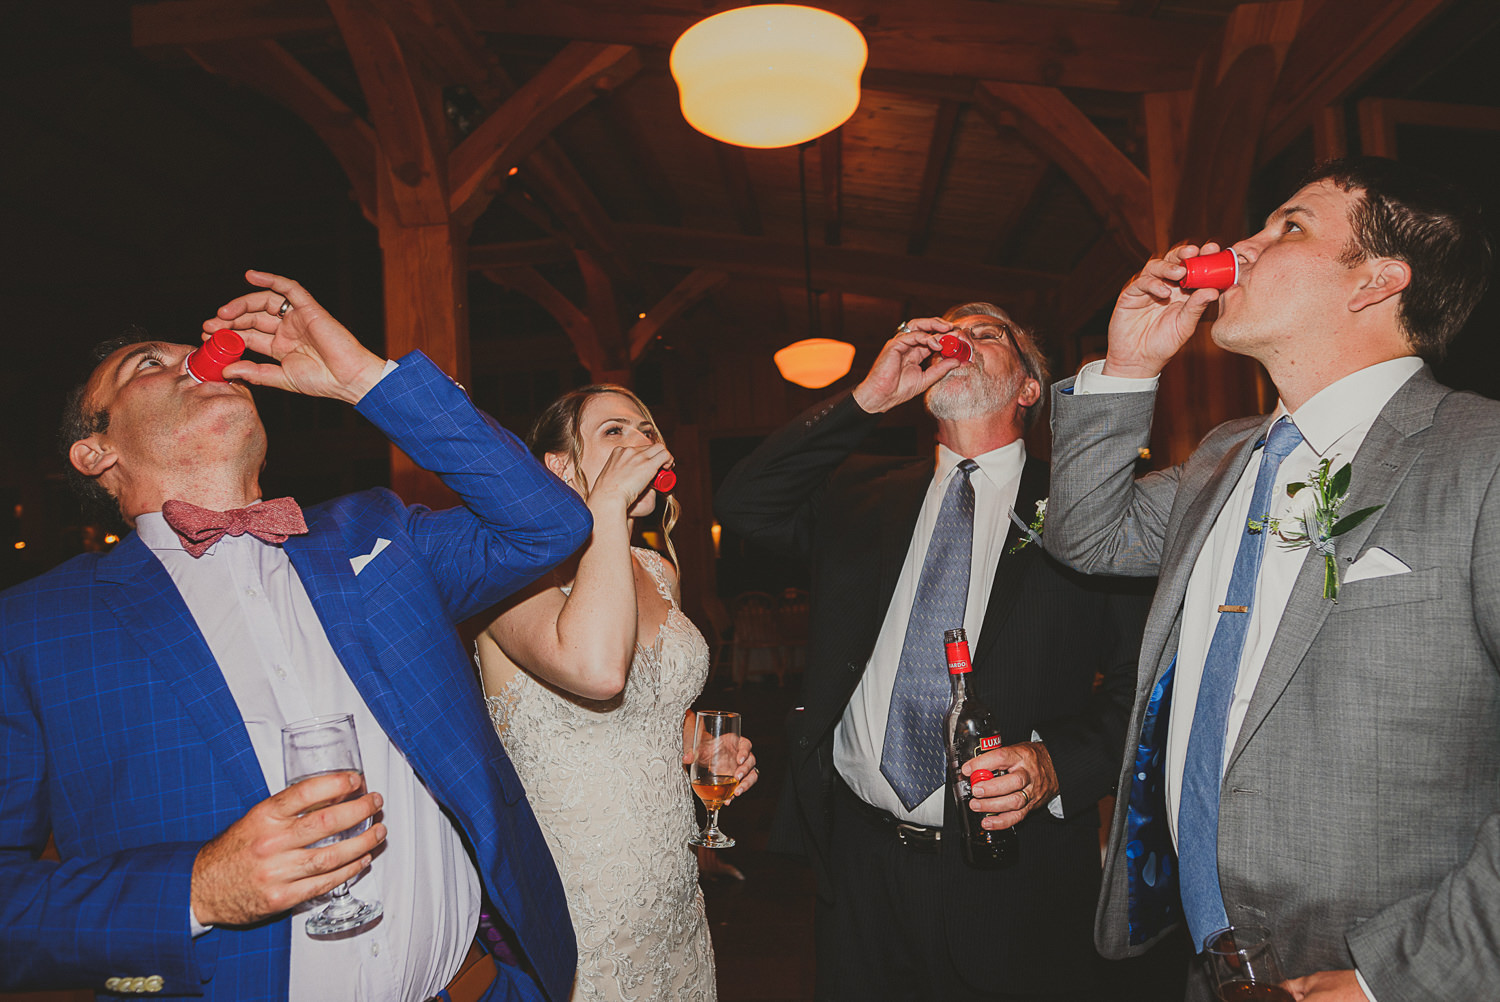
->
[375, 358, 399, 383]
[1073, 358, 1159, 395]
[1029, 729, 1064, 818]
[1354, 968, 1377, 1002]
[190, 907, 212, 938]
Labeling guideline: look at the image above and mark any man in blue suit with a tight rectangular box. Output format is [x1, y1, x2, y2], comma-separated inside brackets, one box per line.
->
[0, 271, 591, 1000]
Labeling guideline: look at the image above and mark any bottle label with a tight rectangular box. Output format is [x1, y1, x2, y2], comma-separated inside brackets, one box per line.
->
[978, 735, 1002, 752]
[945, 640, 972, 674]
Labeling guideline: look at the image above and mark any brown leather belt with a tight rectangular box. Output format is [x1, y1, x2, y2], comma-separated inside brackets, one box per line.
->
[838, 780, 945, 853]
[425, 940, 495, 1002]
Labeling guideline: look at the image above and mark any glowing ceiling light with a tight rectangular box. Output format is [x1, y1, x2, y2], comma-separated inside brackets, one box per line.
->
[670, 5, 866, 149]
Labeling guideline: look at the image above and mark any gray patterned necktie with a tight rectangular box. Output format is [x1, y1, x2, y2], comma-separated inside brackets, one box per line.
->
[880, 459, 979, 810]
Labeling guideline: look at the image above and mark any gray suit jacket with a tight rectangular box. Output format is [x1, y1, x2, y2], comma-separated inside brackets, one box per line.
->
[1045, 368, 1500, 1002]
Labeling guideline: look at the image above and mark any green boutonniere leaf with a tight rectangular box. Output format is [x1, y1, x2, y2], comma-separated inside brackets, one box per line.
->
[1275, 459, 1383, 602]
[1330, 463, 1352, 497]
[1330, 504, 1383, 537]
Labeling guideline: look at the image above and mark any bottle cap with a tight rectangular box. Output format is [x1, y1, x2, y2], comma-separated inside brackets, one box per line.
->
[652, 467, 677, 493]
[944, 633, 972, 674]
[969, 768, 994, 784]
[938, 333, 972, 363]
[186, 329, 246, 383]
[1180, 249, 1239, 290]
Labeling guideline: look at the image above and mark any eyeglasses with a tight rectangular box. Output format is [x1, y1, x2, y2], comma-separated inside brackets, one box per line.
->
[949, 322, 1016, 349]
[948, 321, 1042, 384]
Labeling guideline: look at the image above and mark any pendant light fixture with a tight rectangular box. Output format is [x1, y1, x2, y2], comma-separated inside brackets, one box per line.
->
[669, 4, 867, 150]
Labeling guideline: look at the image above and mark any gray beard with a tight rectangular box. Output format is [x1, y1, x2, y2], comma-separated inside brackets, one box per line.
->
[925, 361, 1022, 422]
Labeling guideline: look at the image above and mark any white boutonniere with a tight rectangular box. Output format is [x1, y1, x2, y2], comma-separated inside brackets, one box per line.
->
[1008, 498, 1046, 554]
[1252, 459, 1382, 601]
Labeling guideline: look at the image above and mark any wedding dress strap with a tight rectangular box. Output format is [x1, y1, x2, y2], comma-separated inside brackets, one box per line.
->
[633, 547, 677, 607]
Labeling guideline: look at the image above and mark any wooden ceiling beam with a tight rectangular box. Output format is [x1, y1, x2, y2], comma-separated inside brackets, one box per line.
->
[574, 248, 626, 368]
[907, 100, 961, 257]
[595, 90, 683, 226]
[984, 159, 1054, 265]
[1259, 0, 1453, 163]
[448, 42, 640, 219]
[364, 0, 496, 93]
[975, 82, 1154, 259]
[482, 266, 605, 373]
[605, 225, 1058, 303]
[184, 38, 379, 220]
[327, 0, 449, 226]
[469, 236, 573, 269]
[132, 0, 336, 48]
[1051, 233, 1135, 340]
[627, 269, 728, 362]
[464, 0, 1216, 94]
[136, 0, 1218, 93]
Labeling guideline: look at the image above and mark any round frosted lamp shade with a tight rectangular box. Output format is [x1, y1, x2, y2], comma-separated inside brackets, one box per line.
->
[774, 338, 857, 389]
[670, 5, 867, 149]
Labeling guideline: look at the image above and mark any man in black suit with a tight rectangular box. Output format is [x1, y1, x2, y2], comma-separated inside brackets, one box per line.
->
[716, 304, 1149, 1001]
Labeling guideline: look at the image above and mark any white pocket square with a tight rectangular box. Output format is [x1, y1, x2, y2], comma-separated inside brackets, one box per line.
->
[350, 538, 391, 576]
[1344, 546, 1410, 584]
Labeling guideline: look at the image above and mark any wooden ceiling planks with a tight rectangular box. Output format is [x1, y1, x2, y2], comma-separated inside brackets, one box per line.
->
[127, 0, 1472, 465]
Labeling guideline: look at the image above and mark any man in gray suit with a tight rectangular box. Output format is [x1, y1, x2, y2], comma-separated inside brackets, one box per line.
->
[1044, 156, 1497, 1002]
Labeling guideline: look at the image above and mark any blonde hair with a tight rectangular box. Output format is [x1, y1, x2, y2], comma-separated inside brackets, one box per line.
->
[526, 384, 681, 570]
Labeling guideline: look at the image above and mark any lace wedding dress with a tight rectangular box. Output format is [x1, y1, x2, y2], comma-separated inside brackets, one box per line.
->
[485, 548, 717, 1002]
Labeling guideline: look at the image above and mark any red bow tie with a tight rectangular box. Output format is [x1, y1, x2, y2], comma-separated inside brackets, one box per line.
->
[161, 497, 309, 558]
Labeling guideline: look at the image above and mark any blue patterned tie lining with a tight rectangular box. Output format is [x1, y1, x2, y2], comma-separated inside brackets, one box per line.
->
[1126, 657, 1181, 947]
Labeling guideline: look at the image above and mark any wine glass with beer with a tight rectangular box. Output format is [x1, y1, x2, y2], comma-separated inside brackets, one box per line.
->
[1203, 926, 1293, 1002]
[687, 710, 740, 849]
[281, 713, 384, 936]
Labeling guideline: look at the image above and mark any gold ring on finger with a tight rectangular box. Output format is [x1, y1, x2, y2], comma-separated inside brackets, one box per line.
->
[1019, 787, 1031, 807]
[896, 321, 912, 334]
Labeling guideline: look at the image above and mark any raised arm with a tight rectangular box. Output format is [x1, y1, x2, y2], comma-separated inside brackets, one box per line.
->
[208, 271, 593, 620]
[716, 324, 954, 556]
[479, 439, 667, 701]
[1044, 244, 1229, 578]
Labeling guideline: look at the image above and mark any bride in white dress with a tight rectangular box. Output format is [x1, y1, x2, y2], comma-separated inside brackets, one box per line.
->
[475, 385, 757, 1002]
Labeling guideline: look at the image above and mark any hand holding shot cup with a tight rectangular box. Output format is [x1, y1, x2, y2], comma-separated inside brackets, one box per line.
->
[1102, 242, 1234, 381]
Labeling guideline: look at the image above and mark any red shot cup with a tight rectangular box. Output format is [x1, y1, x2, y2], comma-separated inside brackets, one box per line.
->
[185, 329, 246, 383]
[938, 333, 972, 363]
[1180, 249, 1239, 290]
[652, 467, 677, 493]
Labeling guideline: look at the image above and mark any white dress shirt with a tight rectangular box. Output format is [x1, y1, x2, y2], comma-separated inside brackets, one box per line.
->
[137, 513, 481, 1002]
[1076, 354, 1424, 1001]
[834, 439, 1027, 825]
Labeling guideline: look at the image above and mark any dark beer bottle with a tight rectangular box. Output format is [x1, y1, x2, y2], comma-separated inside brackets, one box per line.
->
[943, 627, 1018, 869]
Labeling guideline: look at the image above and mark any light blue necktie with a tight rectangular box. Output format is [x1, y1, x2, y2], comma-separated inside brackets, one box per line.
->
[881, 459, 978, 810]
[1179, 417, 1304, 949]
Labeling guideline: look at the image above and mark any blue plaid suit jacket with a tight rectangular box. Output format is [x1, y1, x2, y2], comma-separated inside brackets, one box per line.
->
[0, 352, 591, 1000]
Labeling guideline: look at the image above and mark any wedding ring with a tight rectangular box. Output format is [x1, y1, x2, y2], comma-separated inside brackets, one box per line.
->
[1019, 787, 1032, 808]
[896, 321, 912, 334]
[277, 298, 293, 318]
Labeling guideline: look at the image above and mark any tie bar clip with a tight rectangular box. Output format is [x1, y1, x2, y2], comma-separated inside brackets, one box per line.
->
[1218, 605, 1249, 613]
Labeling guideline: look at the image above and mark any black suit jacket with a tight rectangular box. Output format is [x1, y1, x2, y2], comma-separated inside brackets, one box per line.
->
[715, 392, 1150, 989]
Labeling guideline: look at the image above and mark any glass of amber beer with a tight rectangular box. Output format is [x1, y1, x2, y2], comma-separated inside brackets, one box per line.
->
[687, 711, 740, 848]
[1204, 925, 1293, 1002]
